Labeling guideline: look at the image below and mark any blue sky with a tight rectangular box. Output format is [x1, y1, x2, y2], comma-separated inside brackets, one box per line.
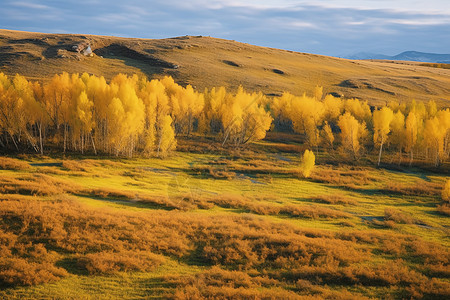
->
[1, 0, 449, 56]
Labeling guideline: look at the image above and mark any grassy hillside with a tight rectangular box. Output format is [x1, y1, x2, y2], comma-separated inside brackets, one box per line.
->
[1, 29, 450, 107]
[0, 139, 449, 299]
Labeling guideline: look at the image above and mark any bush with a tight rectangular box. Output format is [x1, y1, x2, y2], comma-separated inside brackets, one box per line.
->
[77, 251, 165, 275]
[442, 179, 450, 203]
[437, 204, 450, 216]
[312, 194, 357, 205]
[299, 150, 315, 178]
[0, 157, 30, 170]
[0, 258, 68, 286]
[384, 208, 415, 224]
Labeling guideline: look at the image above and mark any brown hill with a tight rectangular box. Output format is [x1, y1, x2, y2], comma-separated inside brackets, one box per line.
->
[1, 29, 449, 106]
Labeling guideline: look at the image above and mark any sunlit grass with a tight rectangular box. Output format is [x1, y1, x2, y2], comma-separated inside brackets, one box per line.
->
[0, 146, 448, 299]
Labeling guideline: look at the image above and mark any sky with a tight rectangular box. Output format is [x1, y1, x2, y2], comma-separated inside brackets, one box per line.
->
[1, 0, 449, 56]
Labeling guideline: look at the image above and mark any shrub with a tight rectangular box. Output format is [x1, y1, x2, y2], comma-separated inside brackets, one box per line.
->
[0, 174, 81, 196]
[0, 157, 30, 170]
[62, 160, 88, 172]
[385, 180, 442, 196]
[0, 258, 68, 286]
[437, 204, 450, 216]
[299, 150, 315, 178]
[442, 179, 450, 203]
[312, 194, 357, 205]
[77, 251, 164, 275]
[384, 208, 415, 224]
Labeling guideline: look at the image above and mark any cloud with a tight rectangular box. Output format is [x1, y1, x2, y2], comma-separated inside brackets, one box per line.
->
[0, 1, 449, 56]
[10, 1, 51, 10]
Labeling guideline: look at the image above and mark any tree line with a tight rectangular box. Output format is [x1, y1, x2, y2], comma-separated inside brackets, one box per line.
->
[0, 72, 271, 157]
[0, 72, 449, 166]
[272, 87, 449, 167]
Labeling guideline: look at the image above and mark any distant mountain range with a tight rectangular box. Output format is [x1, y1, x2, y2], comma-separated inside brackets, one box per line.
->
[345, 51, 450, 63]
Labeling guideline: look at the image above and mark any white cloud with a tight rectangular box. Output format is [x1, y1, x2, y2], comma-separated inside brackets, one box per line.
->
[288, 21, 317, 29]
[1, 0, 450, 56]
[388, 18, 450, 26]
[10, 1, 51, 10]
[166, 0, 450, 14]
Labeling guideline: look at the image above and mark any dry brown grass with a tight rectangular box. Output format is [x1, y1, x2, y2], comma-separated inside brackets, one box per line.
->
[0, 258, 68, 286]
[310, 166, 379, 188]
[2, 29, 449, 109]
[384, 180, 443, 196]
[167, 267, 304, 299]
[86, 187, 137, 200]
[0, 174, 81, 196]
[311, 194, 357, 205]
[85, 187, 212, 211]
[384, 208, 416, 224]
[0, 196, 448, 298]
[61, 160, 89, 172]
[436, 204, 450, 216]
[264, 143, 305, 153]
[209, 194, 351, 219]
[0, 157, 30, 171]
[192, 165, 236, 180]
[77, 250, 165, 275]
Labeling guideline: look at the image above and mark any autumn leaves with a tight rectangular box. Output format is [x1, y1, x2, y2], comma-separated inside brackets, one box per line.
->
[0, 72, 449, 166]
[0, 73, 273, 156]
[272, 88, 449, 166]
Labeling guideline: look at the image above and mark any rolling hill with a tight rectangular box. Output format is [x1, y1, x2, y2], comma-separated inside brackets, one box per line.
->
[1, 29, 450, 299]
[1, 29, 450, 107]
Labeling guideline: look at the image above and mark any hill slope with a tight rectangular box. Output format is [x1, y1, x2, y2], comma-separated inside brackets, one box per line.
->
[1, 29, 450, 106]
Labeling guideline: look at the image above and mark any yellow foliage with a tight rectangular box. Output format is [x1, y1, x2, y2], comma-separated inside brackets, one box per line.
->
[373, 107, 394, 146]
[443, 180, 450, 203]
[338, 112, 368, 159]
[286, 92, 325, 147]
[321, 121, 334, 149]
[158, 115, 176, 157]
[424, 109, 450, 166]
[405, 111, 418, 153]
[323, 94, 343, 121]
[373, 106, 394, 165]
[0, 71, 448, 167]
[343, 98, 372, 129]
[390, 111, 405, 146]
[299, 149, 315, 177]
[314, 85, 323, 100]
[219, 87, 272, 145]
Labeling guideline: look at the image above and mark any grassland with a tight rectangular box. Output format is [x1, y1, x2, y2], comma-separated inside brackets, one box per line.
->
[0, 136, 448, 299]
[0, 28, 449, 299]
[1, 29, 450, 107]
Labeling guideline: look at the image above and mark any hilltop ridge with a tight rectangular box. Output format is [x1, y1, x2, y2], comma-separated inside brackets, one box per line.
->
[1, 29, 449, 106]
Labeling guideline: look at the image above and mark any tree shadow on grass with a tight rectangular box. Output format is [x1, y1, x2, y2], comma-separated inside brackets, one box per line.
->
[93, 44, 177, 78]
[75, 194, 174, 211]
[56, 257, 88, 276]
[179, 246, 213, 267]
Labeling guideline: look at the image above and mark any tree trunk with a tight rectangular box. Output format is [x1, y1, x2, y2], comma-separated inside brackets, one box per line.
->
[91, 133, 97, 155]
[409, 149, 413, 166]
[81, 134, 84, 154]
[63, 124, 67, 153]
[9, 132, 19, 151]
[377, 139, 384, 167]
[38, 122, 43, 155]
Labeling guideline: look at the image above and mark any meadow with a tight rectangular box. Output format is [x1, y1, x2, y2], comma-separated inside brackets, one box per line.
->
[0, 30, 449, 299]
[0, 136, 448, 299]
